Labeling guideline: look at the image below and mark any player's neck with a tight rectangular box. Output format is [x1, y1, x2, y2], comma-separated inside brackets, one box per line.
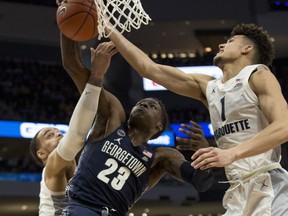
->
[128, 128, 148, 147]
[221, 61, 251, 83]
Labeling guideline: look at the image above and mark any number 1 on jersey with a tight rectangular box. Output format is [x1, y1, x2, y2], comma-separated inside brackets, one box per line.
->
[220, 96, 226, 121]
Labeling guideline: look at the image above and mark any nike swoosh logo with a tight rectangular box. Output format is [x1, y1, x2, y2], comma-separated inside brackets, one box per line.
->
[58, 6, 67, 15]
[85, 91, 91, 95]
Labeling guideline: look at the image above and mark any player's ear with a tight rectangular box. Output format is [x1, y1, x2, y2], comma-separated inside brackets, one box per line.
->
[37, 149, 48, 161]
[156, 123, 163, 133]
[242, 44, 253, 54]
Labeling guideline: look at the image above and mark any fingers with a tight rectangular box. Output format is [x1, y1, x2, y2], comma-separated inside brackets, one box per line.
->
[188, 121, 204, 136]
[190, 145, 234, 170]
[176, 137, 201, 151]
[195, 162, 215, 170]
[177, 121, 203, 141]
[93, 41, 117, 56]
[179, 121, 203, 137]
[189, 120, 201, 129]
[176, 136, 200, 152]
[178, 127, 200, 140]
[109, 47, 118, 57]
[100, 41, 115, 54]
[176, 120, 209, 151]
[56, 0, 67, 6]
[90, 47, 96, 54]
[176, 137, 201, 144]
[191, 147, 214, 160]
[191, 147, 216, 169]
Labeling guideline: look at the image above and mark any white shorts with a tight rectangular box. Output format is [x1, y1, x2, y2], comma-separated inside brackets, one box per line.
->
[222, 168, 288, 216]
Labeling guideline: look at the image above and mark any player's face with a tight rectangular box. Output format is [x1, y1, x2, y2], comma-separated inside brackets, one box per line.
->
[129, 98, 163, 128]
[37, 127, 64, 155]
[213, 35, 247, 66]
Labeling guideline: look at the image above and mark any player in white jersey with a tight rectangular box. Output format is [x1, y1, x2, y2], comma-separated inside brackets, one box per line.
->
[205, 64, 287, 215]
[106, 23, 288, 215]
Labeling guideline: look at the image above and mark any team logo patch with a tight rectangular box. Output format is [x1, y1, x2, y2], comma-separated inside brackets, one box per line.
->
[143, 149, 152, 158]
[234, 78, 244, 88]
[211, 87, 216, 94]
[234, 83, 243, 88]
[58, 6, 67, 15]
[117, 129, 126, 137]
[236, 78, 243, 82]
[114, 138, 122, 145]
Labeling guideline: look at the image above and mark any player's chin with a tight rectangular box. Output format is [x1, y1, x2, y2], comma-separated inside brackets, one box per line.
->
[213, 56, 221, 65]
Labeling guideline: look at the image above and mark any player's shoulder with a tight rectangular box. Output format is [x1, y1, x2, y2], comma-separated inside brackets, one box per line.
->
[250, 64, 275, 81]
[253, 64, 272, 74]
[249, 64, 279, 92]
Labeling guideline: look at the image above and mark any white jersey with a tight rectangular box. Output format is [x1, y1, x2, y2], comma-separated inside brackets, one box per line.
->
[206, 64, 282, 179]
[39, 168, 67, 216]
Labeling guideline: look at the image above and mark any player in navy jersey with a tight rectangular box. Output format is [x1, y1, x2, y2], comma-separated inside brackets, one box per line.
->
[106, 23, 288, 215]
[29, 38, 117, 215]
[60, 35, 214, 216]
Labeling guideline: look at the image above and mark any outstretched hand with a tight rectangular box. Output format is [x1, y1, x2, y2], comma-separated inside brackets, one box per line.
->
[89, 41, 118, 85]
[191, 147, 236, 170]
[176, 120, 209, 152]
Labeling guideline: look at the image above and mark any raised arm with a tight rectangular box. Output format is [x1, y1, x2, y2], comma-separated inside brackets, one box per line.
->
[57, 2, 88, 92]
[106, 27, 214, 104]
[46, 42, 119, 179]
[60, 33, 90, 93]
[46, 69, 102, 181]
[87, 42, 126, 141]
[60, 23, 126, 139]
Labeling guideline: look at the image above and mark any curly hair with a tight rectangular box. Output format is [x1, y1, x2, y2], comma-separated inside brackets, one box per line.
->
[30, 130, 44, 167]
[231, 23, 275, 66]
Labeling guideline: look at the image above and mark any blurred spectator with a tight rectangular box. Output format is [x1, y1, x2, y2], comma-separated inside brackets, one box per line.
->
[0, 57, 78, 124]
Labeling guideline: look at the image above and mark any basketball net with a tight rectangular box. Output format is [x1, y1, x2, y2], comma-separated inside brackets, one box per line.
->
[94, 0, 151, 39]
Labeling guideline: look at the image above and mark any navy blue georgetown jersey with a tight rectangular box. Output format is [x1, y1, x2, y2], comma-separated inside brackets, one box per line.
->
[66, 124, 156, 215]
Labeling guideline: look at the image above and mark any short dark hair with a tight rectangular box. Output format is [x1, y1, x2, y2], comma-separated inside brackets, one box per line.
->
[150, 97, 169, 140]
[30, 130, 44, 167]
[230, 23, 275, 66]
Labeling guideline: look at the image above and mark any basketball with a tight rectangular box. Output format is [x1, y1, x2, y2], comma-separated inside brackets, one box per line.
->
[56, 0, 98, 41]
